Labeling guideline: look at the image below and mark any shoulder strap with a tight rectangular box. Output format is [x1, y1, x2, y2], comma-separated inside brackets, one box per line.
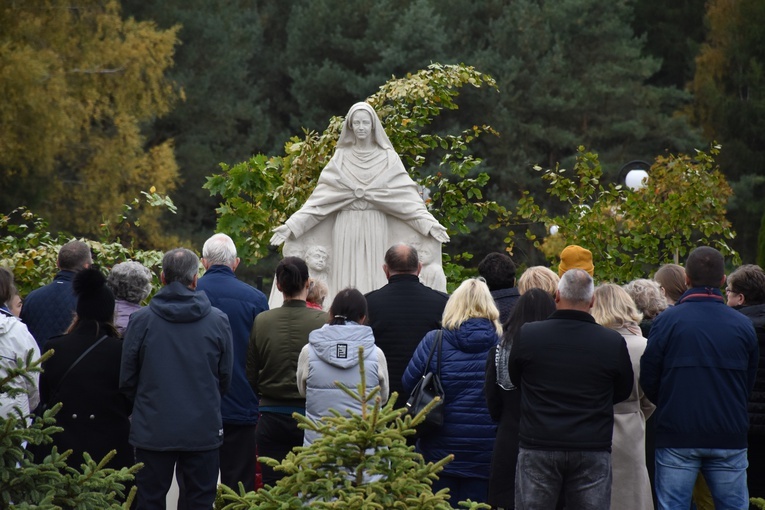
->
[46, 334, 109, 404]
[423, 329, 443, 375]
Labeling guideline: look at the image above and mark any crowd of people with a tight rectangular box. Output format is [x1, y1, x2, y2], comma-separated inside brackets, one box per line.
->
[1, 236, 764, 510]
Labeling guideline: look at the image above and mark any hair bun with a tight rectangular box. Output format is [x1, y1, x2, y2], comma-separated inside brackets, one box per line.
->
[73, 267, 107, 296]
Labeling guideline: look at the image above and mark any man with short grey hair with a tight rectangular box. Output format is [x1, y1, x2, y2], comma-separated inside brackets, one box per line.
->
[509, 268, 633, 509]
[21, 239, 92, 349]
[197, 233, 268, 492]
[120, 247, 233, 509]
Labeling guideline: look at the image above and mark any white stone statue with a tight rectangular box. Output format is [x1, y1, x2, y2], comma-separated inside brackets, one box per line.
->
[269, 102, 449, 305]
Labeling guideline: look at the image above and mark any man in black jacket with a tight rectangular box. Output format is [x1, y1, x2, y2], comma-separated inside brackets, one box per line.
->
[365, 243, 448, 402]
[509, 268, 633, 509]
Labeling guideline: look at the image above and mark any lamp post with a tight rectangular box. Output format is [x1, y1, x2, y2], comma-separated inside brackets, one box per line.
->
[617, 160, 651, 191]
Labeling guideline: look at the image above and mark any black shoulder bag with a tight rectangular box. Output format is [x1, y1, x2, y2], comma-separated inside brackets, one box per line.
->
[405, 330, 445, 434]
[35, 335, 108, 416]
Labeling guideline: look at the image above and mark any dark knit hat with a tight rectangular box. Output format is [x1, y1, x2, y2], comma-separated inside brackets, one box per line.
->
[73, 267, 115, 323]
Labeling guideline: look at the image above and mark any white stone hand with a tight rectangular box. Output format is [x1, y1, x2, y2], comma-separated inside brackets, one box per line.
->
[270, 225, 291, 246]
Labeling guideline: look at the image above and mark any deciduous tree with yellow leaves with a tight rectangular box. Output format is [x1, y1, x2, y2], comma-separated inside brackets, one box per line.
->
[0, 0, 180, 248]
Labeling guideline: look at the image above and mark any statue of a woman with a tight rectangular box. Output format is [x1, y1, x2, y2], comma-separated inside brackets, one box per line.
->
[270, 102, 449, 298]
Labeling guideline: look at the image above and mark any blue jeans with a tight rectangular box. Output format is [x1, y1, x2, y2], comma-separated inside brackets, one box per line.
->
[515, 448, 611, 510]
[655, 447, 749, 510]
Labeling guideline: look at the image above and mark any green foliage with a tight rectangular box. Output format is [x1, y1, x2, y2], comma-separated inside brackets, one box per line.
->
[215, 348, 487, 510]
[206, 63, 513, 285]
[0, 352, 140, 508]
[752, 497, 765, 509]
[515, 145, 739, 283]
[687, 0, 765, 263]
[0, 192, 172, 296]
[122, 0, 270, 240]
[0, 0, 180, 246]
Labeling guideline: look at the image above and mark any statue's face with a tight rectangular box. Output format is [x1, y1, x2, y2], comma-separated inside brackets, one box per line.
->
[351, 110, 373, 141]
[306, 249, 328, 271]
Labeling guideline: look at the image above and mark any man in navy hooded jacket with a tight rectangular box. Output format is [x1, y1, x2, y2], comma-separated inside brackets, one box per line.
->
[197, 233, 268, 492]
[120, 248, 233, 509]
[641, 246, 758, 509]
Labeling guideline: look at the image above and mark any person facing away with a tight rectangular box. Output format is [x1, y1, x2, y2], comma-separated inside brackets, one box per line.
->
[478, 252, 520, 324]
[653, 263, 687, 306]
[120, 248, 233, 510]
[402, 278, 501, 504]
[640, 246, 758, 510]
[196, 233, 269, 493]
[40, 267, 133, 469]
[484, 288, 556, 510]
[106, 260, 153, 336]
[296, 287, 389, 446]
[21, 240, 92, 349]
[592, 283, 655, 510]
[725, 263, 765, 503]
[246, 256, 327, 487]
[0, 267, 40, 420]
[365, 243, 448, 400]
[508, 268, 634, 510]
[517, 265, 560, 298]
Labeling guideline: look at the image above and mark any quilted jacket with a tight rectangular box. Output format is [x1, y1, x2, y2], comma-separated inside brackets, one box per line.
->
[402, 318, 499, 479]
[20, 271, 77, 349]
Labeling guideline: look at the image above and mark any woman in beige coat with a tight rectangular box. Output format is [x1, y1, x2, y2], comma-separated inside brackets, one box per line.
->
[593, 283, 656, 510]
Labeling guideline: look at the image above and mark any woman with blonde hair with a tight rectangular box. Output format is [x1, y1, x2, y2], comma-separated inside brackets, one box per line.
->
[402, 278, 500, 504]
[517, 266, 560, 298]
[592, 283, 655, 510]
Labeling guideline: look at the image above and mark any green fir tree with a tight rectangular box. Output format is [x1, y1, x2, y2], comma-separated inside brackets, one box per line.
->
[0, 351, 140, 508]
[214, 347, 488, 510]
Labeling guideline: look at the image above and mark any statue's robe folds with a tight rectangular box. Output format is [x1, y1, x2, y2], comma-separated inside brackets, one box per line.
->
[284, 145, 441, 299]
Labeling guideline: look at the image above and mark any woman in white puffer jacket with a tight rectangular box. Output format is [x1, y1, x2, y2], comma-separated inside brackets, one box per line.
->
[0, 267, 40, 420]
[296, 287, 389, 446]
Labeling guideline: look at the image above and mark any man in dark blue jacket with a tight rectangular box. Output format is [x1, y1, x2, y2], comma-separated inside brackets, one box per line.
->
[641, 246, 758, 509]
[21, 240, 91, 349]
[120, 248, 233, 509]
[198, 233, 268, 492]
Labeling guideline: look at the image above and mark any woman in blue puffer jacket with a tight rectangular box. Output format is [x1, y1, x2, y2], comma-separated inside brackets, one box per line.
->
[402, 277, 501, 504]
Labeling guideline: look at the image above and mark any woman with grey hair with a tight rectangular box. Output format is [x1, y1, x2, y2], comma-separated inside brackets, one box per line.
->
[623, 278, 668, 338]
[107, 261, 153, 335]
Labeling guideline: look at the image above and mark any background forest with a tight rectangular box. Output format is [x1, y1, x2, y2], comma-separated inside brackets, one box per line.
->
[2, 0, 764, 281]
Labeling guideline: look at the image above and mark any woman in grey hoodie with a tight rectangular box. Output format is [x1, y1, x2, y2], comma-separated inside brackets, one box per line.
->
[296, 287, 389, 446]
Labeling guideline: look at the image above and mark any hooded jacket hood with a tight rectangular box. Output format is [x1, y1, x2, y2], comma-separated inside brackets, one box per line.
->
[149, 281, 212, 323]
[308, 323, 375, 369]
[447, 318, 500, 353]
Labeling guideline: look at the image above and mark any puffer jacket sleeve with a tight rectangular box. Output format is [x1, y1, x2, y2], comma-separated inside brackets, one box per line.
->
[401, 329, 438, 395]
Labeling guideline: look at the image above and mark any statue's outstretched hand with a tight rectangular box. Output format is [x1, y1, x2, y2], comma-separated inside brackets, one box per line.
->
[270, 225, 291, 246]
[429, 224, 450, 243]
